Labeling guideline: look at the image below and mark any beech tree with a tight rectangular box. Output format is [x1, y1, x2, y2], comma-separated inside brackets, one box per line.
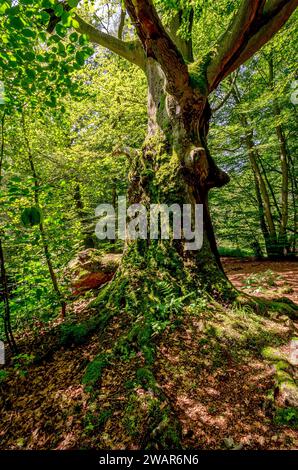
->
[1, 1, 298, 451]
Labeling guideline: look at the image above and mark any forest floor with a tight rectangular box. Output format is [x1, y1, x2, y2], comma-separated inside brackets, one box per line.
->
[0, 258, 297, 450]
[223, 258, 298, 304]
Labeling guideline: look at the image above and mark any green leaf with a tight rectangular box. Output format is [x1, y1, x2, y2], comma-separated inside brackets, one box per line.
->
[40, 11, 51, 25]
[22, 28, 37, 39]
[0, 2, 10, 14]
[68, 0, 79, 7]
[24, 52, 35, 61]
[42, 0, 55, 7]
[75, 51, 85, 66]
[69, 32, 78, 43]
[20, 0, 35, 5]
[56, 24, 67, 37]
[26, 69, 36, 81]
[54, 4, 64, 17]
[9, 17, 25, 30]
[79, 34, 89, 46]
[21, 207, 42, 228]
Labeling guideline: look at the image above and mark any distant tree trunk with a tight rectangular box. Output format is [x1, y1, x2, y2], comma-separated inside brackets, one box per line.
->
[0, 238, 17, 353]
[0, 113, 17, 353]
[268, 55, 290, 255]
[74, 182, 95, 249]
[253, 174, 271, 256]
[232, 84, 279, 258]
[288, 153, 297, 255]
[22, 114, 66, 318]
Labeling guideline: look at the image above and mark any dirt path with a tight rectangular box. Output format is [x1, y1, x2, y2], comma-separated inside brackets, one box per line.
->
[222, 258, 298, 304]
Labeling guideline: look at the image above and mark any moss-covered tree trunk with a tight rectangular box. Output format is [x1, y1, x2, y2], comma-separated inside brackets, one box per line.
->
[117, 59, 233, 301]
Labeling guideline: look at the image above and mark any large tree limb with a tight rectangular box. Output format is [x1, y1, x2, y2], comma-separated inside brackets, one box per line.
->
[46, 3, 146, 69]
[74, 14, 146, 70]
[207, 0, 298, 92]
[124, 0, 190, 98]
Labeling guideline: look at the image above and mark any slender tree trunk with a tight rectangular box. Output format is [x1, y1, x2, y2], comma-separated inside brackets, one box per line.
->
[22, 114, 66, 318]
[275, 119, 289, 252]
[0, 113, 17, 353]
[268, 55, 290, 255]
[255, 152, 282, 222]
[74, 182, 95, 249]
[232, 84, 280, 258]
[253, 174, 271, 256]
[288, 153, 297, 255]
[0, 238, 17, 353]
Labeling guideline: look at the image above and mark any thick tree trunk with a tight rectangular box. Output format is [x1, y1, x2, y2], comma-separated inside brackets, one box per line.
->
[121, 59, 232, 299]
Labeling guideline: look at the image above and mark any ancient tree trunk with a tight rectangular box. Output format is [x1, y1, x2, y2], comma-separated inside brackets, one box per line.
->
[69, 0, 298, 296]
[123, 59, 232, 297]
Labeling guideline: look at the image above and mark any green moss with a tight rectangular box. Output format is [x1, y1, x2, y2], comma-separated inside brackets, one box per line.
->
[275, 360, 291, 371]
[82, 353, 110, 390]
[123, 391, 181, 448]
[275, 369, 295, 386]
[84, 408, 113, 435]
[262, 346, 285, 362]
[188, 54, 211, 95]
[274, 407, 298, 428]
[136, 367, 156, 389]
[59, 311, 110, 347]
[0, 370, 9, 384]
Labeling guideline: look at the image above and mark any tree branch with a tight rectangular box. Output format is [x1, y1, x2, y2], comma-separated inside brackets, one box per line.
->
[206, 0, 298, 92]
[46, 3, 146, 69]
[118, 9, 126, 40]
[124, 0, 190, 98]
[74, 14, 146, 70]
[211, 71, 239, 113]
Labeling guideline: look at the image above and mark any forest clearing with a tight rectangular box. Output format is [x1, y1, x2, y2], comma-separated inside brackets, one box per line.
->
[0, 0, 297, 462]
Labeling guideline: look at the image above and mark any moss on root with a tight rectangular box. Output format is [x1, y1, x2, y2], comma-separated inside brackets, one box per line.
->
[52, 240, 298, 448]
[123, 389, 181, 449]
[235, 294, 298, 319]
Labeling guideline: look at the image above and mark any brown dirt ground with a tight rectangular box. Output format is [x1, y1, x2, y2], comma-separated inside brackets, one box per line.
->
[222, 258, 298, 304]
[0, 258, 297, 450]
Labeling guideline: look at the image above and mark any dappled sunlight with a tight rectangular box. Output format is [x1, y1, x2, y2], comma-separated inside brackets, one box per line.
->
[156, 307, 298, 449]
[223, 259, 298, 304]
